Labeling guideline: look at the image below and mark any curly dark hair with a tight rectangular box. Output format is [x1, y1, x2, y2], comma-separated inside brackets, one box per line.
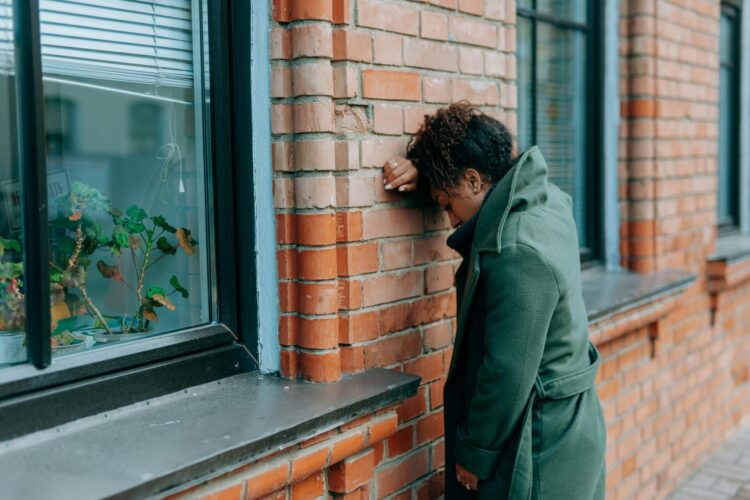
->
[406, 102, 514, 192]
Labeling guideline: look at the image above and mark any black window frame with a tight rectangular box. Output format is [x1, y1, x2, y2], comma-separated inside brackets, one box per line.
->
[0, 0, 258, 407]
[718, 0, 742, 235]
[517, 0, 604, 267]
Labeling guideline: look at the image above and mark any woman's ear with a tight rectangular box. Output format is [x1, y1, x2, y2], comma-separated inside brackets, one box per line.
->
[463, 168, 483, 194]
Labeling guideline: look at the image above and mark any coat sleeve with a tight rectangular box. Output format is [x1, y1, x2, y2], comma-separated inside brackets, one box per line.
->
[455, 243, 560, 480]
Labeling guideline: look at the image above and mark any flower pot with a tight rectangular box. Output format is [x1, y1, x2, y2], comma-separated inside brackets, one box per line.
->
[93, 329, 154, 344]
[0, 331, 26, 365]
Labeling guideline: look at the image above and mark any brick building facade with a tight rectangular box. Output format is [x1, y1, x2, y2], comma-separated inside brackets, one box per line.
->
[1, 0, 745, 498]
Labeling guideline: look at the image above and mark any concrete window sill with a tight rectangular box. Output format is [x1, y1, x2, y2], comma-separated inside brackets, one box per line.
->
[707, 233, 750, 293]
[582, 266, 696, 345]
[0, 368, 419, 500]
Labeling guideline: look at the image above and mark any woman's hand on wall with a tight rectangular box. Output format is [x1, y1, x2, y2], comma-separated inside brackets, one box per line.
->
[383, 156, 418, 192]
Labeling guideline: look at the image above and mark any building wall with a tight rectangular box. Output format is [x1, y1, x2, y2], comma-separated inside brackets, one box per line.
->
[169, 0, 750, 499]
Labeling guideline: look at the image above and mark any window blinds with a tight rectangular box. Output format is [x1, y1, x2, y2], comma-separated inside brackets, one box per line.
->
[0, 0, 194, 89]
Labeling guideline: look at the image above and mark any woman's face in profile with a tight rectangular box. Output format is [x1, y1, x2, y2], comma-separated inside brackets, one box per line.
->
[431, 171, 488, 228]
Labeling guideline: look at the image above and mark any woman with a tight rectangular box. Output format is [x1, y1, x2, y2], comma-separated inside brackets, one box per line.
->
[383, 103, 606, 499]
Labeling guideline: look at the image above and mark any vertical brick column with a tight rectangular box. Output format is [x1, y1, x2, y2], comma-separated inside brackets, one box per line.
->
[619, 0, 719, 274]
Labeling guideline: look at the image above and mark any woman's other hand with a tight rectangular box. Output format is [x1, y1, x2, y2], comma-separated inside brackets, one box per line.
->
[383, 156, 418, 192]
[455, 463, 479, 491]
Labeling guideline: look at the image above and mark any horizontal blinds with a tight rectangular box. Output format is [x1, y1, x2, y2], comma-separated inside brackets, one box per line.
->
[0, 0, 11, 75]
[0, 0, 194, 88]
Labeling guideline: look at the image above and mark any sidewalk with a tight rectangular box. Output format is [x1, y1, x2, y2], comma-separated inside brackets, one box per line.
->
[669, 425, 750, 499]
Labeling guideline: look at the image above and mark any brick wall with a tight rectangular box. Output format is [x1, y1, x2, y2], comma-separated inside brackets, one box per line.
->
[168, 1, 750, 499]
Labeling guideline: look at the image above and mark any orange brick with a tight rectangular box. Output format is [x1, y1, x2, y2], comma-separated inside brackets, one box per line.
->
[368, 413, 399, 444]
[375, 449, 429, 497]
[338, 278, 363, 310]
[298, 282, 338, 315]
[362, 208, 424, 239]
[293, 102, 335, 133]
[404, 38, 458, 72]
[449, 16, 497, 48]
[279, 282, 298, 312]
[420, 11, 448, 40]
[423, 77, 451, 104]
[246, 463, 290, 499]
[403, 351, 444, 383]
[337, 211, 363, 242]
[331, 431, 367, 464]
[429, 378, 446, 409]
[270, 28, 291, 60]
[363, 331, 421, 368]
[272, 141, 294, 172]
[416, 411, 444, 445]
[373, 32, 404, 65]
[278, 314, 299, 346]
[271, 65, 292, 98]
[202, 484, 243, 500]
[340, 345, 365, 373]
[296, 213, 337, 246]
[336, 176, 376, 208]
[452, 79, 499, 105]
[356, 0, 419, 36]
[333, 0, 350, 24]
[380, 240, 413, 271]
[298, 317, 338, 349]
[271, 104, 293, 135]
[412, 292, 456, 325]
[273, 0, 332, 22]
[294, 176, 336, 209]
[425, 263, 455, 293]
[423, 322, 451, 350]
[339, 310, 380, 344]
[459, 0, 483, 15]
[337, 243, 379, 277]
[387, 426, 414, 458]
[333, 30, 372, 62]
[329, 450, 375, 493]
[362, 271, 423, 307]
[379, 302, 414, 335]
[397, 386, 427, 423]
[291, 24, 333, 59]
[373, 104, 404, 135]
[290, 447, 329, 483]
[622, 99, 657, 117]
[362, 70, 421, 101]
[290, 472, 325, 499]
[299, 350, 341, 382]
[277, 249, 298, 280]
[280, 349, 298, 378]
[292, 62, 333, 97]
[297, 248, 337, 280]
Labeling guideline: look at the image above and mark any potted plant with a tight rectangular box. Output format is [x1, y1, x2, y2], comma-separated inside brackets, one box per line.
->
[49, 182, 115, 338]
[0, 236, 25, 364]
[93, 204, 195, 342]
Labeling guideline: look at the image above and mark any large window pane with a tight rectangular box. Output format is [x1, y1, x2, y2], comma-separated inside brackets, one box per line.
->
[718, 9, 740, 228]
[537, 0, 587, 23]
[39, 0, 213, 356]
[536, 23, 588, 247]
[0, 0, 27, 366]
[517, 17, 534, 152]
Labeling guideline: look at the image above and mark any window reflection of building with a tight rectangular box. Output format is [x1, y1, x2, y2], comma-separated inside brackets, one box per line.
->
[44, 97, 76, 156]
[129, 102, 163, 155]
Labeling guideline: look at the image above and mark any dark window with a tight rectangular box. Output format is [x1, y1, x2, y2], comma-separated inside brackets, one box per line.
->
[718, 1, 741, 232]
[517, 0, 600, 262]
[0, 0, 257, 394]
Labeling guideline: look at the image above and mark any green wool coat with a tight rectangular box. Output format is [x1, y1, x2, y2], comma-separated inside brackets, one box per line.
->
[443, 146, 606, 499]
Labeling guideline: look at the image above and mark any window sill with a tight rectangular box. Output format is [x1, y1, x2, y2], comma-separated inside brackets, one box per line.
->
[582, 266, 696, 345]
[707, 233, 750, 293]
[0, 367, 419, 499]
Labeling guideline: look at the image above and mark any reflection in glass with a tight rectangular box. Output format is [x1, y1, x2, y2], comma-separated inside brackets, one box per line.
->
[38, 0, 212, 356]
[717, 11, 739, 227]
[537, 0, 587, 23]
[0, 0, 27, 366]
[536, 23, 588, 247]
[517, 17, 533, 152]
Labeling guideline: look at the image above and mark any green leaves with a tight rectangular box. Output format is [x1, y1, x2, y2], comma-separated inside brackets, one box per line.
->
[152, 215, 176, 233]
[0, 237, 21, 258]
[170, 275, 189, 298]
[126, 205, 148, 222]
[145, 285, 166, 299]
[156, 236, 177, 255]
[113, 225, 130, 248]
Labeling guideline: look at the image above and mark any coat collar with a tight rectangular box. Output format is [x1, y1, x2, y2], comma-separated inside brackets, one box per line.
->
[472, 146, 550, 253]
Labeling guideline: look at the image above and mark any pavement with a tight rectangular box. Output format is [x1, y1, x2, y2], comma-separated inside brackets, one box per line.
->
[669, 425, 750, 499]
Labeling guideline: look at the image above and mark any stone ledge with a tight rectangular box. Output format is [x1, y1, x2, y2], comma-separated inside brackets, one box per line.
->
[707, 233, 750, 293]
[583, 266, 696, 346]
[0, 368, 419, 500]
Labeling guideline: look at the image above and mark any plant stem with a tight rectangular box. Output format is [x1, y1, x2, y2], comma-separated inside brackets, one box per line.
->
[66, 224, 84, 273]
[135, 232, 154, 332]
[79, 285, 112, 334]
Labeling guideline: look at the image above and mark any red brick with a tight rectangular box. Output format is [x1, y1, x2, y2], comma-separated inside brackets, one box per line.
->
[622, 99, 657, 118]
[277, 249, 298, 280]
[270, 28, 291, 60]
[202, 484, 243, 500]
[333, 0, 350, 24]
[373, 33, 404, 65]
[387, 426, 414, 458]
[297, 248, 337, 280]
[449, 17, 497, 48]
[279, 282, 298, 312]
[340, 345, 365, 373]
[404, 38, 458, 72]
[413, 236, 456, 264]
[363, 330, 422, 368]
[337, 211, 363, 242]
[296, 213, 338, 246]
[403, 351, 444, 383]
[272, 141, 294, 171]
[362, 70, 421, 101]
[272, 104, 293, 135]
[375, 449, 429, 497]
[291, 24, 333, 59]
[333, 65, 359, 99]
[298, 350, 341, 382]
[380, 302, 414, 335]
[339, 310, 380, 344]
[246, 463, 290, 499]
[416, 411, 444, 445]
[404, 106, 433, 134]
[423, 77, 451, 104]
[368, 413, 399, 444]
[420, 11, 448, 40]
[362, 208, 424, 239]
[294, 176, 336, 209]
[362, 271, 423, 306]
[280, 349, 298, 378]
[298, 317, 338, 349]
[423, 322, 452, 350]
[459, 47, 483, 75]
[337, 243, 379, 276]
[338, 279, 363, 310]
[425, 263, 455, 293]
[336, 176, 376, 208]
[278, 314, 299, 346]
[360, 137, 410, 168]
[380, 240, 413, 271]
[271, 65, 292, 98]
[356, 0, 419, 36]
[292, 62, 333, 97]
[273, 178, 294, 209]
[459, 0, 483, 15]
[331, 431, 367, 464]
[373, 104, 404, 135]
[333, 30, 372, 62]
[412, 292, 456, 325]
[298, 282, 338, 315]
[329, 450, 375, 493]
[452, 79, 499, 105]
[290, 472, 325, 499]
[429, 377, 446, 409]
[290, 447, 329, 483]
[293, 102, 335, 133]
[274, 0, 332, 22]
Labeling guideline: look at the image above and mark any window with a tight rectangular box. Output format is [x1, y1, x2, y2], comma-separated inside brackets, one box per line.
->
[517, 0, 600, 261]
[0, 0, 256, 378]
[718, 0, 741, 232]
